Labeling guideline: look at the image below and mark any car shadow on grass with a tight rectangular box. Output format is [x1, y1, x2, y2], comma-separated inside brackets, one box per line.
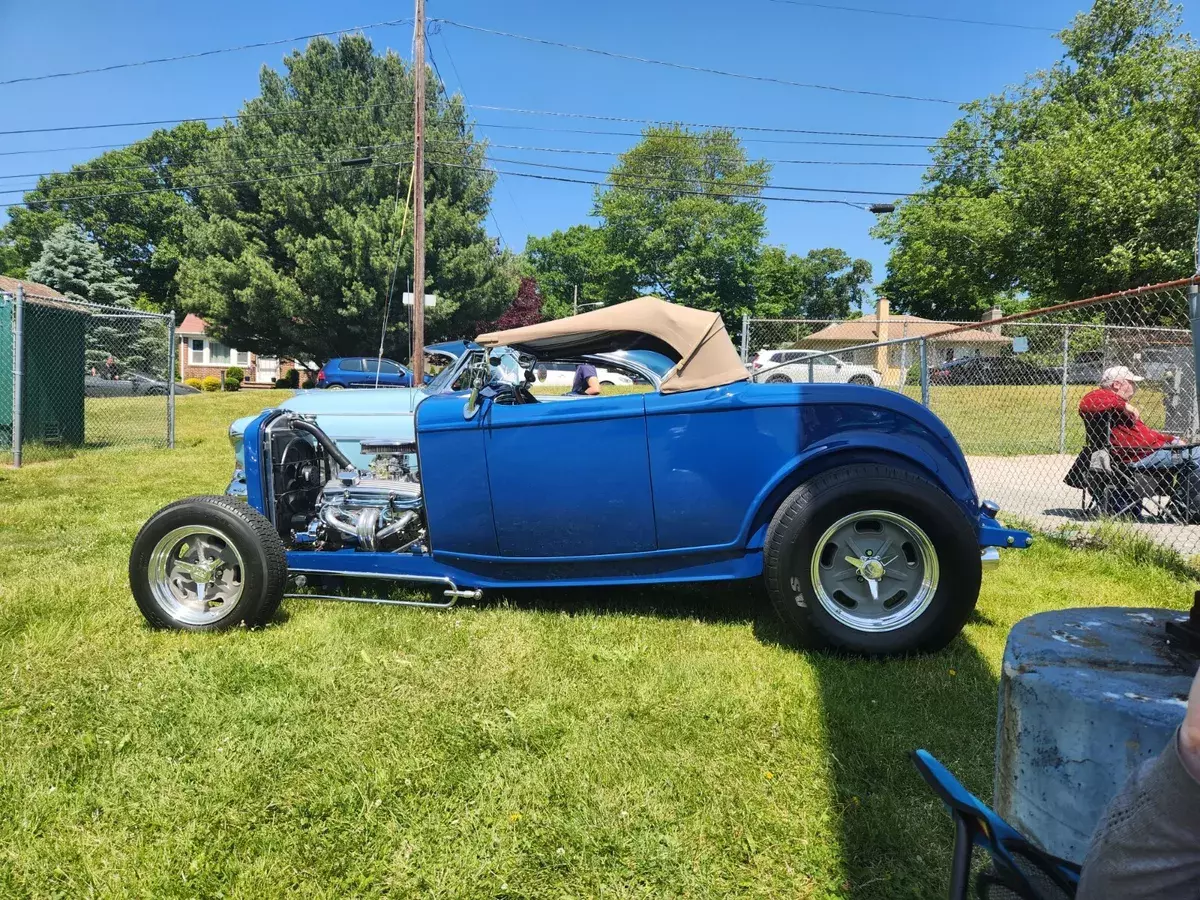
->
[794, 630, 999, 899]
[483, 578, 773, 628]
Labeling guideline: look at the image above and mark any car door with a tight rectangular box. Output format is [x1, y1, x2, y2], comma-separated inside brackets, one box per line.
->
[482, 393, 657, 557]
[376, 359, 409, 387]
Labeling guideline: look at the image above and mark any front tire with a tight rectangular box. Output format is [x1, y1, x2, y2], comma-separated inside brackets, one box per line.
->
[849, 375, 873, 386]
[765, 373, 792, 384]
[763, 464, 980, 655]
[129, 495, 287, 631]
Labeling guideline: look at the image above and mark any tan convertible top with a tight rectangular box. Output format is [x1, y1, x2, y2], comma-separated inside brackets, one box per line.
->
[476, 296, 749, 394]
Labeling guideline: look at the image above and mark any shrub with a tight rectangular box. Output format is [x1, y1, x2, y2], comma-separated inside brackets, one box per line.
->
[225, 366, 245, 383]
[184, 377, 203, 390]
[301, 377, 316, 389]
[275, 377, 291, 389]
[285, 368, 300, 388]
[201, 375, 222, 392]
[224, 377, 241, 392]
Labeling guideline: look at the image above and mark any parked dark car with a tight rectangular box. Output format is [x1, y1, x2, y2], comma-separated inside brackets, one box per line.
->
[316, 357, 414, 389]
[930, 356, 1057, 386]
[85, 372, 199, 398]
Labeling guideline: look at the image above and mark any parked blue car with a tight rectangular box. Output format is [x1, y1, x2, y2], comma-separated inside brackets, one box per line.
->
[316, 356, 415, 388]
[128, 297, 1030, 655]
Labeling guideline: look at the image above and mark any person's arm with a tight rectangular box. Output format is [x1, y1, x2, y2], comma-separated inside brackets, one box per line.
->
[1077, 667, 1200, 899]
[585, 375, 600, 395]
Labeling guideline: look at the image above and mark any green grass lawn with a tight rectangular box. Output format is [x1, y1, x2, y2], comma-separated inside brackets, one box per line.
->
[0, 391, 1194, 898]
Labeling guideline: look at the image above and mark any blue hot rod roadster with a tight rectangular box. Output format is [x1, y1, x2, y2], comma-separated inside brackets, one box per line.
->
[129, 297, 1030, 654]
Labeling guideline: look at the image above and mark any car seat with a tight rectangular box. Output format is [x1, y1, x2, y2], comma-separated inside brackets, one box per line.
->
[911, 750, 1080, 899]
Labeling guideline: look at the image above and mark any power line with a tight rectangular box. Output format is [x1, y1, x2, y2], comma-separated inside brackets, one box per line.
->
[467, 104, 951, 141]
[2, 158, 408, 206]
[424, 30, 511, 250]
[480, 154, 911, 198]
[765, 0, 1055, 32]
[470, 121, 945, 148]
[432, 160, 874, 209]
[430, 19, 959, 105]
[0, 100, 405, 137]
[0, 18, 411, 87]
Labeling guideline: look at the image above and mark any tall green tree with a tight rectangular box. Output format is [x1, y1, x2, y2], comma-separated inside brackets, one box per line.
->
[27, 224, 168, 375]
[177, 35, 514, 362]
[875, 0, 1200, 317]
[595, 126, 769, 322]
[525, 128, 871, 323]
[523, 224, 635, 318]
[2, 122, 212, 312]
[754, 246, 872, 318]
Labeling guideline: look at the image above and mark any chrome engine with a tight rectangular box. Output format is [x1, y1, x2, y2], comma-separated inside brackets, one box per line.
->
[311, 440, 425, 551]
[269, 419, 426, 552]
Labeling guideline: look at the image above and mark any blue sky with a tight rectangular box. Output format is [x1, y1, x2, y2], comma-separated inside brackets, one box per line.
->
[1, 0, 1191, 290]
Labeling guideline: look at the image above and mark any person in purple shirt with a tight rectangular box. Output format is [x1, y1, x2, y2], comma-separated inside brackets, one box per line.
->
[570, 362, 600, 395]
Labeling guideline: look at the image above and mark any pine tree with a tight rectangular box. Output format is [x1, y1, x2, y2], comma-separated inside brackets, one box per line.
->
[27, 224, 165, 375]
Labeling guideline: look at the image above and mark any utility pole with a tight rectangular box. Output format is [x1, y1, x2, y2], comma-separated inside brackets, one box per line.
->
[410, 0, 427, 384]
[573, 284, 578, 317]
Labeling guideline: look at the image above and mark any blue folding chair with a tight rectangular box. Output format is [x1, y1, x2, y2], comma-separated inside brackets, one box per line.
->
[911, 750, 1081, 899]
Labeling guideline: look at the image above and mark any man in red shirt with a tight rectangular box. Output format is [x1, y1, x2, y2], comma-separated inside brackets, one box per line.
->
[1079, 366, 1200, 515]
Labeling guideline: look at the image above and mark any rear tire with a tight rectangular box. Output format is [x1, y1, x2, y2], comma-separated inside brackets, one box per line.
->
[763, 464, 980, 655]
[849, 375, 873, 386]
[765, 373, 792, 384]
[327, 384, 345, 390]
[129, 495, 287, 631]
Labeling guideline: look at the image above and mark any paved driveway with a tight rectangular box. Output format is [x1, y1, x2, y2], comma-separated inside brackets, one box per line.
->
[967, 453, 1200, 559]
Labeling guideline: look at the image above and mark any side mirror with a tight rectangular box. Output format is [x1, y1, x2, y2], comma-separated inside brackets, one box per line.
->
[464, 387, 481, 420]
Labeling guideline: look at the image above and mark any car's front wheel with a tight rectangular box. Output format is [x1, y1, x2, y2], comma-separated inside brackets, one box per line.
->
[765, 373, 792, 384]
[129, 495, 287, 631]
[849, 374, 873, 386]
[326, 384, 345, 390]
[763, 464, 980, 655]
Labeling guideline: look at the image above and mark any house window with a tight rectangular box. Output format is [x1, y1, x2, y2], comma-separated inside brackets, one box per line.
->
[186, 337, 252, 366]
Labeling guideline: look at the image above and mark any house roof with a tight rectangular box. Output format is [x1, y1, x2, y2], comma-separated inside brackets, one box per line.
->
[0, 275, 95, 314]
[0, 275, 67, 302]
[177, 313, 208, 336]
[798, 314, 1010, 346]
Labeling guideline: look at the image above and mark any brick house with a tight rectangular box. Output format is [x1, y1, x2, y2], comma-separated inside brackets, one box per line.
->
[177, 314, 311, 386]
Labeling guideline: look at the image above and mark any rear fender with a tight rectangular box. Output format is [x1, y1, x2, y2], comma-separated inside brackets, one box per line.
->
[743, 439, 976, 550]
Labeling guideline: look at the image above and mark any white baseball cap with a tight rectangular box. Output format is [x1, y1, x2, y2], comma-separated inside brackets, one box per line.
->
[1101, 365, 1144, 385]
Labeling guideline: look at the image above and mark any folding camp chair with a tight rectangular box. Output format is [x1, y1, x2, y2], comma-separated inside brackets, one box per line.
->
[1063, 409, 1191, 522]
[911, 750, 1080, 900]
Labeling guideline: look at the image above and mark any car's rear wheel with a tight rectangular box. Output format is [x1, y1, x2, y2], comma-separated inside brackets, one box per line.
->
[326, 384, 345, 390]
[765, 373, 792, 384]
[129, 495, 287, 631]
[849, 375, 873, 386]
[763, 464, 980, 655]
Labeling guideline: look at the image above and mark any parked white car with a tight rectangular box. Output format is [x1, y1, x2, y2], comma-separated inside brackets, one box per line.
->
[533, 361, 635, 388]
[749, 349, 881, 386]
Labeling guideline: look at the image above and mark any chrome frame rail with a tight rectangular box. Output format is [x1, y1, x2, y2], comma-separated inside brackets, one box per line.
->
[284, 568, 482, 610]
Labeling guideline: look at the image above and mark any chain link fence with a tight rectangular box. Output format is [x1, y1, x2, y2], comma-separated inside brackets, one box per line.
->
[743, 278, 1200, 562]
[2, 284, 176, 467]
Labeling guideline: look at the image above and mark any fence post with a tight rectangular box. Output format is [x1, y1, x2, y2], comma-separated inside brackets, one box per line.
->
[919, 337, 930, 407]
[11, 284, 23, 468]
[1190, 280, 1200, 438]
[807, 355, 815, 385]
[1058, 324, 1070, 454]
[740, 312, 750, 363]
[167, 311, 176, 449]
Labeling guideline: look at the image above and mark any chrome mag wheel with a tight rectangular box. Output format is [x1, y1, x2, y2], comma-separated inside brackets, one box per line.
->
[807, 509, 939, 633]
[147, 525, 246, 626]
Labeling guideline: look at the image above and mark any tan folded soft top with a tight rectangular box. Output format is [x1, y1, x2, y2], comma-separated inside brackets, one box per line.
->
[476, 296, 749, 394]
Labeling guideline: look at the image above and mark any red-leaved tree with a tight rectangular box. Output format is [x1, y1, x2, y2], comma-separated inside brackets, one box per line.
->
[482, 276, 544, 332]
